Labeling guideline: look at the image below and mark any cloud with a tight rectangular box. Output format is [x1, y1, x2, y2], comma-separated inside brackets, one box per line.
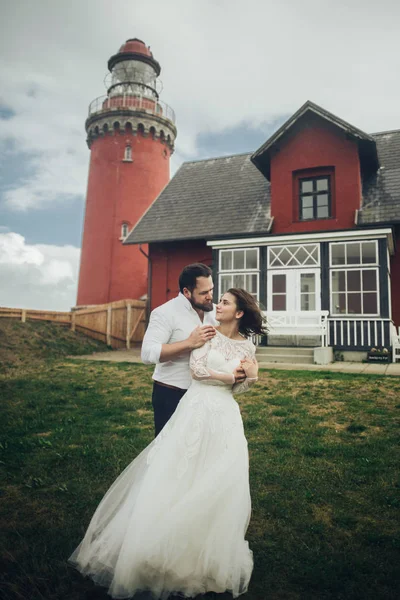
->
[0, 232, 43, 266]
[1, 0, 399, 214]
[0, 65, 89, 210]
[0, 232, 80, 310]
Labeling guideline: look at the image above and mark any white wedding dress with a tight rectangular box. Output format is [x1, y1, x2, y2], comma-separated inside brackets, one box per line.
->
[69, 330, 256, 599]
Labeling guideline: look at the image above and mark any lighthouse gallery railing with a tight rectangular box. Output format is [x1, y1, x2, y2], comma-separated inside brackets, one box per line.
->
[88, 94, 176, 125]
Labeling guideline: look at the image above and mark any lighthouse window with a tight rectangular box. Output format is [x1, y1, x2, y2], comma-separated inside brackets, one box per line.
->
[121, 223, 129, 238]
[123, 145, 132, 161]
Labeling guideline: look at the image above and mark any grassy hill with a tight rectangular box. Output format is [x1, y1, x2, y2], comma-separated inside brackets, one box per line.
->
[0, 318, 108, 372]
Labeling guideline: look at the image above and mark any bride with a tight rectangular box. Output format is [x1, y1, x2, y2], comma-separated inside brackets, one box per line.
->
[69, 288, 267, 599]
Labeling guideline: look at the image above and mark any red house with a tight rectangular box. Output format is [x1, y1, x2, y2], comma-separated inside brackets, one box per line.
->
[125, 101, 400, 360]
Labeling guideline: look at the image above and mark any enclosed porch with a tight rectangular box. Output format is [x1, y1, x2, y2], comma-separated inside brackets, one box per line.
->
[210, 228, 398, 361]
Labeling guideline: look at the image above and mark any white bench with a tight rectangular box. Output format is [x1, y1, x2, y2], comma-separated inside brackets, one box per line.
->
[264, 311, 329, 347]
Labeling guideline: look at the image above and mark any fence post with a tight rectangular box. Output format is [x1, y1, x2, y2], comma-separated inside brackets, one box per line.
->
[126, 304, 132, 349]
[71, 311, 76, 332]
[106, 306, 112, 346]
[21, 309, 26, 323]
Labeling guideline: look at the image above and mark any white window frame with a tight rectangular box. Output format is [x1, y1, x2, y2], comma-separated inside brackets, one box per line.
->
[219, 247, 260, 300]
[329, 240, 379, 267]
[268, 243, 320, 269]
[329, 267, 380, 317]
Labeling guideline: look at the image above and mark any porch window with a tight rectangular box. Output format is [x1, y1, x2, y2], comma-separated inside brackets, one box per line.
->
[330, 241, 378, 266]
[331, 268, 379, 315]
[219, 248, 259, 299]
[268, 244, 319, 268]
[330, 241, 379, 316]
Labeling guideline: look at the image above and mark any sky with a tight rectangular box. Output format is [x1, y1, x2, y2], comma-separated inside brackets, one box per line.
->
[0, 0, 399, 311]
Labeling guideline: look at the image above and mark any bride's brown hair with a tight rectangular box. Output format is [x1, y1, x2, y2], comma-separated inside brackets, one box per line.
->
[227, 288, 268, 338]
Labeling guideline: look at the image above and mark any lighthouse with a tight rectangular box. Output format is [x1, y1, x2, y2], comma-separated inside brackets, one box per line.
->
[76, 39, 177, 306]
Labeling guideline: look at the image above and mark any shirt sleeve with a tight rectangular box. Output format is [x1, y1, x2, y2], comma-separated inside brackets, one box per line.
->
[232, 342, 258, 395]
[190, 343, 235, 385]
[141, 309, 173, 364]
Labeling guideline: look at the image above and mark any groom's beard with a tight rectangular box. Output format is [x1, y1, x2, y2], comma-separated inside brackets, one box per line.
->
[189, 297, 213, 312]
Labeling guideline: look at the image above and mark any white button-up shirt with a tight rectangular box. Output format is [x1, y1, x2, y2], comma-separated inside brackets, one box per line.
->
[141, 293, 218, 389]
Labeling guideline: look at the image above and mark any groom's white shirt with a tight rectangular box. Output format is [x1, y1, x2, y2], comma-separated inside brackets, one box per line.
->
[141, 293, 218, 389]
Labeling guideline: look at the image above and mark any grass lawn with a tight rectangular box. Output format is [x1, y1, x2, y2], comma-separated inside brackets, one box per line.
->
[0, 359, 399, 600]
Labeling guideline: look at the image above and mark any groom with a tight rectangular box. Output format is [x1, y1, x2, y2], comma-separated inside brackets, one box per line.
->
[141, 263, 245, 436]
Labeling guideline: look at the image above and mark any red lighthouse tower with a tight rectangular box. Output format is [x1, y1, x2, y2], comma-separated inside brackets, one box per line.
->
[77, 39, 177, 306]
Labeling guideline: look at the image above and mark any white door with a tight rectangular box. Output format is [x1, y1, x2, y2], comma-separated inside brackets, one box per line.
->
[267, 269, 321, 312]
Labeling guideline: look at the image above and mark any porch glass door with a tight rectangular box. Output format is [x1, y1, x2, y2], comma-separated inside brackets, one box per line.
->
[268, 269, 320, 312]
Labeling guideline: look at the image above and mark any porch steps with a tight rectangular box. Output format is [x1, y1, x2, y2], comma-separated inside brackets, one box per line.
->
[256, 346, 315, 365]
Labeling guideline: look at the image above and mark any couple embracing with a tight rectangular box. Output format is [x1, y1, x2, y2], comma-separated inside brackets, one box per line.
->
[69, 263, 267, 599]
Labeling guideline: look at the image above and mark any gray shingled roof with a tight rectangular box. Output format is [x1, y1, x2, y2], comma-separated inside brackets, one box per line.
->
[124, 127, 400, 246]
[124, 153, 271, 244]
[358, 130, 400, 225]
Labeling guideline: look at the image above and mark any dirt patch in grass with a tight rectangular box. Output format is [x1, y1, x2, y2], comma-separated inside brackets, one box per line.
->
[307, 401, 345, 416]
[257, 375, 282, 386]
[318, 419, 349, 432]
[312, 503, 334, 527]
[359, 425, 382, 436]
[136, 409, 152, 416]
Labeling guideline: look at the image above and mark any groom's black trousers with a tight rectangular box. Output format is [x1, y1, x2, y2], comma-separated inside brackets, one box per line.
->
[152, 381, 187, 437]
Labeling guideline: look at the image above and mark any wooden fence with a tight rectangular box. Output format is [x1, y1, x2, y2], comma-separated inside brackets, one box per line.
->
[0, 299, 147, 349]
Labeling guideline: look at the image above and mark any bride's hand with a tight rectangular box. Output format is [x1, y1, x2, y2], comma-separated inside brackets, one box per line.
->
[233, 365, 246, 384]
[240, 358, 258, 379]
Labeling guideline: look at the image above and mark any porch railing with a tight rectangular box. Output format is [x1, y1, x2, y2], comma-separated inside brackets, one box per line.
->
[327, 318, 392, 349]
[391, 323, 400, 363]
[260, 311, 398, 350]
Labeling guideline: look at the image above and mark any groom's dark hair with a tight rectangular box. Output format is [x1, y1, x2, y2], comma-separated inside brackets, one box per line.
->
[179, 263, 212, 293]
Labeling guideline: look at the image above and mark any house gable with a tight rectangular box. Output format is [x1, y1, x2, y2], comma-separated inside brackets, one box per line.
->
[269, 113, 364, 233]
[251, 102, 381, 236]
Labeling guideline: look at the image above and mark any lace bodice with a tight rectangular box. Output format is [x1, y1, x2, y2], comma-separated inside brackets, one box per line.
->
[189, 329, 256, 394]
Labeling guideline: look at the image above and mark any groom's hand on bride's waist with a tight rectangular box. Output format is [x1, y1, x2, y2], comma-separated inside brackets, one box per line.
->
[188, 325, 216, 349]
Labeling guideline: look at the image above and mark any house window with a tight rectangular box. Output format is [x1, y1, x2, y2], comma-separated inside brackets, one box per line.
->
[268, 244, 320, 268]
[299, 176, 331, 220]
[123, 145, 132, 161]
[121, 223, 129, 238]
[331, 269, 379, 315]
[330, 241, 379, 315]
[330, 241, 378, 266]
[219, 248, 259, 299]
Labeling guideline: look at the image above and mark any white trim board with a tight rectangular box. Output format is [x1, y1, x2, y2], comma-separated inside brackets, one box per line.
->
[207, 228, 394, 254]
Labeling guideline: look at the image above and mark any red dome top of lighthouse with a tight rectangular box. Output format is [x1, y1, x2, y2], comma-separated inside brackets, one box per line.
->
[108, 37, 161, 75]
[119, 38, 152, 57]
